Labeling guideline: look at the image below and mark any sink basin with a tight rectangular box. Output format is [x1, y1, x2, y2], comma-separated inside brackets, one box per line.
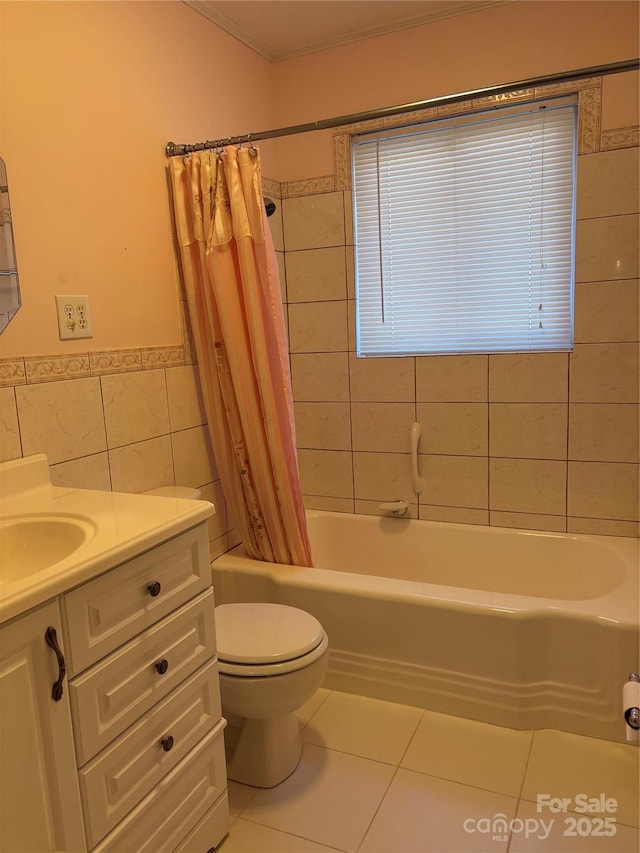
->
[0, 515, 95, 583]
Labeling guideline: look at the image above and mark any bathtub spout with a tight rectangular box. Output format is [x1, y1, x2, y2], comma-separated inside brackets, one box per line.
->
[379, 500, 409, 517]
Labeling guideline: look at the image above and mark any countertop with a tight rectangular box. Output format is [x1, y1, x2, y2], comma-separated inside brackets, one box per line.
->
[0, 455, 215, 625]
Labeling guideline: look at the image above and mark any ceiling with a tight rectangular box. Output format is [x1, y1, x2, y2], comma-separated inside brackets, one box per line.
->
[183, 0, 506, 61]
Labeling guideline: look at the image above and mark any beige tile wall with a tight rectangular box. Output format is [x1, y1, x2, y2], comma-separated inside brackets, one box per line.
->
[279, 108, 639, 536]
[0, 356, 236, 560]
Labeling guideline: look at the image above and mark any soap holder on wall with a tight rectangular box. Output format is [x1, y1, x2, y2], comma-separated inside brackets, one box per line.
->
[378, 500, 409, 516]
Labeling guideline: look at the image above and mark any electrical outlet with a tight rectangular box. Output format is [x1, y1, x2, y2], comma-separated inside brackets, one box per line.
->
[55, 295, 93, 340]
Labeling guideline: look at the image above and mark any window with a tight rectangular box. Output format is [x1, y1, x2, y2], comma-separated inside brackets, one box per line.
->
[352, 98, 577, 357]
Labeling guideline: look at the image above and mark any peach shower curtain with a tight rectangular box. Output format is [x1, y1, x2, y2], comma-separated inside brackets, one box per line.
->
[168, 146, 312, 567]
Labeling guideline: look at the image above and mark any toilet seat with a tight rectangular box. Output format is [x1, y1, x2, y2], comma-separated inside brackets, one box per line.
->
[215, 603, 328, 677]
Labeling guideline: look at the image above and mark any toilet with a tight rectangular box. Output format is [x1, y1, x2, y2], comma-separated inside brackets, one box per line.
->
[215, 602, 329, 788]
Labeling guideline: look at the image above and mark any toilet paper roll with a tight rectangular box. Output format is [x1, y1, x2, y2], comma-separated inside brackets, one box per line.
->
[622, 680, 640, 743]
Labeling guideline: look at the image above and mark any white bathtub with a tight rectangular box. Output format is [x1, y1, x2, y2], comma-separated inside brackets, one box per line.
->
[212, 510, 639, 742]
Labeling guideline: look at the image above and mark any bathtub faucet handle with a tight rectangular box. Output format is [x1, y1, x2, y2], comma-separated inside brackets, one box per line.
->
[379, 500, 409, 517]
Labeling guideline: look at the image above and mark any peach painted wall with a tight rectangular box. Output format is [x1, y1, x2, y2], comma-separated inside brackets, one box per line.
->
[271, 0, 639, 181]
[0, 0, 276, 358]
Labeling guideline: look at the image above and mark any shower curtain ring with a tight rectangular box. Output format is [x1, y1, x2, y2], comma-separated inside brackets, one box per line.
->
[248, 133, 258, 157]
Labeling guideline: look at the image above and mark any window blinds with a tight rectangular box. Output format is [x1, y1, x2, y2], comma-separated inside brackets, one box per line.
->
[352, 99, 577, 357]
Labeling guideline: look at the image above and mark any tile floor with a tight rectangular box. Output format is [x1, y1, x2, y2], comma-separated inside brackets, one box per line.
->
[218, 689, 639, 853]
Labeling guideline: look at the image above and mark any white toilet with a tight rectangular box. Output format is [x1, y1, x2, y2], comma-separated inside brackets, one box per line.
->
[215, 602, 329, 788]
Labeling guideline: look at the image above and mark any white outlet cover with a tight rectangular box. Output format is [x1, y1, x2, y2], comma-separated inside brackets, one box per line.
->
[55, 295, 93, 340]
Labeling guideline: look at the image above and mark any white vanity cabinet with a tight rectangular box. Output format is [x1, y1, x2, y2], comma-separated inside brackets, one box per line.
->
[61, 521, 229, 852]
[0, 599, 86, 853]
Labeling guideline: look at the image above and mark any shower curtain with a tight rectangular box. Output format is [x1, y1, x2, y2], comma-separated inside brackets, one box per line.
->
[168, 146, 312, 567]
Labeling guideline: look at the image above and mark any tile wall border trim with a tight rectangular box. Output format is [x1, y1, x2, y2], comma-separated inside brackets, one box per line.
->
[0, 357, 26, 387]
[0, 345, 191, 386]
[89, 349, 143, 376]
[25, 354, 91, 384]
[262, 177, 282, 198]
[141, 345, 185, 370]
[578, 87, 602, 154]
[281, 175, 336, 198]
[601, 125, 640, 151]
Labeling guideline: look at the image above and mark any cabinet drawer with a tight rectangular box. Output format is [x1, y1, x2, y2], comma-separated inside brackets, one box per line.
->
[79, 660, 221, 848]
[70, 590, 216, 764]
[93, 722, 228, 853]
[63, 524, 211, 675]
[174, 796, 230, 853]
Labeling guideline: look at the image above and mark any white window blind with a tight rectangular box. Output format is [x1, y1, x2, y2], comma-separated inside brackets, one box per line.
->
[352, 98, 577, 356]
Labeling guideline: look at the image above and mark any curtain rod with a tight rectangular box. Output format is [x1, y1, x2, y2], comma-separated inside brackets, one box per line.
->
[165, 58, 639, 157]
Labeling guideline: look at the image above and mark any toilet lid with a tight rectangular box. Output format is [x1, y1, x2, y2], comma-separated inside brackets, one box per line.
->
[215, 603, 325, 664]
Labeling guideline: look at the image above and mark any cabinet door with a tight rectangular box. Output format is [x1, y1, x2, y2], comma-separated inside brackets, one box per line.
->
[0, 601, 86, 853]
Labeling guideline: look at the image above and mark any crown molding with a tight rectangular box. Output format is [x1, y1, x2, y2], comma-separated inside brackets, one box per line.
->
[183, 1, 507, 63]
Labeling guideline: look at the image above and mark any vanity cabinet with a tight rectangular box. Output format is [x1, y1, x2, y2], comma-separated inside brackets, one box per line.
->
[0, 600, 86, 853]
[61, 521, 229, 852]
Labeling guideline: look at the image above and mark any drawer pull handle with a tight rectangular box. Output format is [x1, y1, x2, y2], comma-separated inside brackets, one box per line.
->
[44, 626, 66, 702]
[161, 735, 174, 752]
[147, 581, 162, 597]
[155, 658, 169, 675]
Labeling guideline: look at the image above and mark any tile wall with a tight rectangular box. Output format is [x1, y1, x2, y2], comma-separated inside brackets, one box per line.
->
[0, 348, 237, 561]
[274, 85, 639, 537]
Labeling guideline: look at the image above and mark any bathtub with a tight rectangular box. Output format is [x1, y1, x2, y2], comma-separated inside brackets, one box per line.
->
[212, 510, 639, 742]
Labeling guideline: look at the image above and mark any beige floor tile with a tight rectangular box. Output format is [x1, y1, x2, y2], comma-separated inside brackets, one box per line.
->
[401, 711, 532, 797]
[227, 780, 257, 822]
[297, 687, 331, 730]
[511, 799, 640, 853]
[220, 818, 341, 853]
[359, 768, 518, 852]
[301, 691, 423, 764]
[521, 730, 639, 828]
[242, 743, 394, 852]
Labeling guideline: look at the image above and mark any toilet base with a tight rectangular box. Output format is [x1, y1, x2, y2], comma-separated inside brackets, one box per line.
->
[225, 711, 302, 788]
